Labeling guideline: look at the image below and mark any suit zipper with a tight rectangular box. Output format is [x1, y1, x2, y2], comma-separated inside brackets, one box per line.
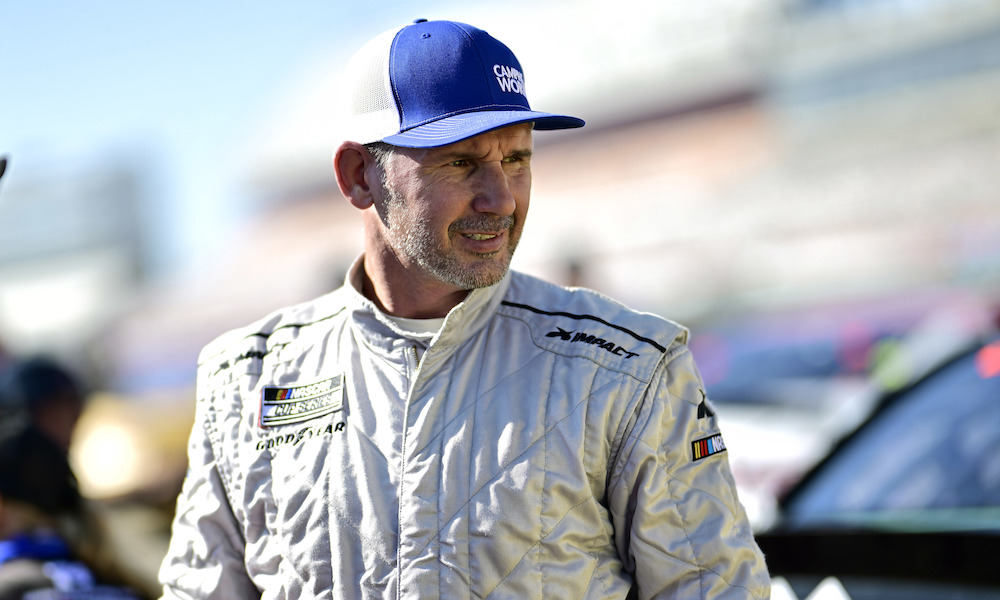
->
[398, 343, 421, 599]
[405, 345, 421, 386]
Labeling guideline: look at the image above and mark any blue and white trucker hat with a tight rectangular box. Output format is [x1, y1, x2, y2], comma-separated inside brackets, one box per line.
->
[343, 19, 585, 148]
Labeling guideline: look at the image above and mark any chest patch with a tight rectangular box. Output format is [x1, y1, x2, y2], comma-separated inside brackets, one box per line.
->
[260, 375, 344, 428]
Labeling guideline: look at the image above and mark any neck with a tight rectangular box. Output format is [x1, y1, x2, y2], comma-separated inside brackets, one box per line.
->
[360, 252, 469, 319]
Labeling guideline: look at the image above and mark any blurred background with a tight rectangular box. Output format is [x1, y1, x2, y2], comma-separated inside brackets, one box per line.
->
[2, 0, 1000, 596]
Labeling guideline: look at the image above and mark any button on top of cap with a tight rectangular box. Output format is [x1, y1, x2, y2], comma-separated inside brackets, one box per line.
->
[413, 18, 428, 23]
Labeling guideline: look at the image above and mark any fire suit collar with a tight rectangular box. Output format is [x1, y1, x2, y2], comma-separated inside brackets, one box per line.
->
[345, 254, 512, 351]
[435, 275, 510, 348]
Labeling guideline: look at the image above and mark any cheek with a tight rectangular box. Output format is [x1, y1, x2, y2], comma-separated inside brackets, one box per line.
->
[515, 200, 529, 226]
[413, 204, 450, 232]
[414, 188, 465, 226]
[515, 186, 530, 221]
[514, 172, 531, 208]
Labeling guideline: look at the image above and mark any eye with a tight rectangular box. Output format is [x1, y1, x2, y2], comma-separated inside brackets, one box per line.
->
[448, 159, 470, 167]
[503, 151, 532, 165]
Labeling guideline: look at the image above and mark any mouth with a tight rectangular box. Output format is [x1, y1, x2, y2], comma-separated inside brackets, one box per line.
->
[451, 216, 515, 254]
[455, 229, 508, 255]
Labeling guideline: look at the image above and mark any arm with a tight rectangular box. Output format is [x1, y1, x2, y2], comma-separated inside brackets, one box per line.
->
[158, 398, 258, 599]
[607, 344, 770, 599]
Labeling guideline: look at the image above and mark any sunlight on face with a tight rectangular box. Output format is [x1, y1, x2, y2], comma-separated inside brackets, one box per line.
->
[382, 182, 519, 289]
[378, 124, 533, 290]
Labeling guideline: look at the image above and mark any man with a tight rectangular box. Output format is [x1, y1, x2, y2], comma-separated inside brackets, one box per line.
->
[159, 19, 770, 599]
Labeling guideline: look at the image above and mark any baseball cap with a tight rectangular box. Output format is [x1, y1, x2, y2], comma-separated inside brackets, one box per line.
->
[344, 19, 585, 148]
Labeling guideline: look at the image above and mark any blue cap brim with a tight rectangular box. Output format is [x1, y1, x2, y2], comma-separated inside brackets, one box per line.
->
[382, 111, 584, 148]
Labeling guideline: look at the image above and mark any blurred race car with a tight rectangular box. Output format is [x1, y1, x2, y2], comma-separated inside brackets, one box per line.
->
[693, 289, 999, 528]
[756, 334, 1000, 599]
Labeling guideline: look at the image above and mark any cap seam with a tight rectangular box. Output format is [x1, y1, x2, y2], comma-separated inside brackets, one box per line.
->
[387, 25, 408, 136]
[455, 22, 498, 114]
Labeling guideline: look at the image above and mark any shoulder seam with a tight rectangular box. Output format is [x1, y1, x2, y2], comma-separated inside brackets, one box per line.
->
[199, 305, 348, 367]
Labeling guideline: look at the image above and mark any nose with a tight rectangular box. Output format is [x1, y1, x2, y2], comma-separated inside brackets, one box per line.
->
[471, 162, 517, 216]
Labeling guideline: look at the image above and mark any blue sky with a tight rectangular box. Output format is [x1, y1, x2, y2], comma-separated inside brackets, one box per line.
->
[0, 0, 480, 273]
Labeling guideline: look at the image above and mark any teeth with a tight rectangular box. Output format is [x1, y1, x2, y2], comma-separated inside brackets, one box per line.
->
[466, 233, 498, 240]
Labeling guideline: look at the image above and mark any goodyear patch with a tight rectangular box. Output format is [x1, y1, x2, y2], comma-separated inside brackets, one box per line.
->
[692, 433, 727, 461]
[256, 421, 345, 451]
[260, 375, 344, 428]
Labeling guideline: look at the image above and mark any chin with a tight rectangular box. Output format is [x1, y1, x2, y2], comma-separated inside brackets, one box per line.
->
[440, 259, 512, 290]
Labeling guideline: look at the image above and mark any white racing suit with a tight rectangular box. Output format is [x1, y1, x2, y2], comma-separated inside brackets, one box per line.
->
[159, 260, 770, 599]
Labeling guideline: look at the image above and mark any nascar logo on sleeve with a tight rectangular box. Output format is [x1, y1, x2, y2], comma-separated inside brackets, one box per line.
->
[260, 375, 344, 427]
[691, 433, 727, 461]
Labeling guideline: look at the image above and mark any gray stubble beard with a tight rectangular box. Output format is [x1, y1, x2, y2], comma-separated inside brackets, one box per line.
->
[382, 182, 519, 290]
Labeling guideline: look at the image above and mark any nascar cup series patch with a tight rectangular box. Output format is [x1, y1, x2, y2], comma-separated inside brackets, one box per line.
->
[691, 433, 727, 461]
[260, 375, 344, 428]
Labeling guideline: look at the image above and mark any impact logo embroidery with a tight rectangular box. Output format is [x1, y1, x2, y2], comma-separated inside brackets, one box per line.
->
[546, 327, 639, 359]
[260, 375, 344, 428]
[692, 434, 727, 461]
[493, 64, 526, 97]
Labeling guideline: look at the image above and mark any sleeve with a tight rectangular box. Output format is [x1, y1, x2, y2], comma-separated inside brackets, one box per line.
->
[157, 392, 259, 599]
[607, 343, 771, 600]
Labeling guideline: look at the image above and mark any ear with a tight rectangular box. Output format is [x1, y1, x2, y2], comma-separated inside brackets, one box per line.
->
[334, 142, 378, 210]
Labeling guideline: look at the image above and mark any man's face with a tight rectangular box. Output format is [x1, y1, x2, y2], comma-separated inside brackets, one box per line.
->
[375, 123, 533, 291]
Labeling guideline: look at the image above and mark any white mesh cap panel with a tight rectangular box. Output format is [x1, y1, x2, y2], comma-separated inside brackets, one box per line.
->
[342, 25, 404, 145]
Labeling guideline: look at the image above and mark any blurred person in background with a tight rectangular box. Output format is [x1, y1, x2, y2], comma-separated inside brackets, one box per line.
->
[0, 158, 8, 375]
[0, 156, 10, 377]
[0, 356, 86, 453]
[159, 19, 769, 599]
[0, 155, 150, 600]
[0, 418, 145, 599]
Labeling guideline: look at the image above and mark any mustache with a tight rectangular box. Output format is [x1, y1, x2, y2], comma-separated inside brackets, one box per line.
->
[449, 215, 515, 233]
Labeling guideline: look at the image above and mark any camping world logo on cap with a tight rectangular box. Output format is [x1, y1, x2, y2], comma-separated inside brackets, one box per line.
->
[493, 63, 526, 97]
[691, 433, 727, 461]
